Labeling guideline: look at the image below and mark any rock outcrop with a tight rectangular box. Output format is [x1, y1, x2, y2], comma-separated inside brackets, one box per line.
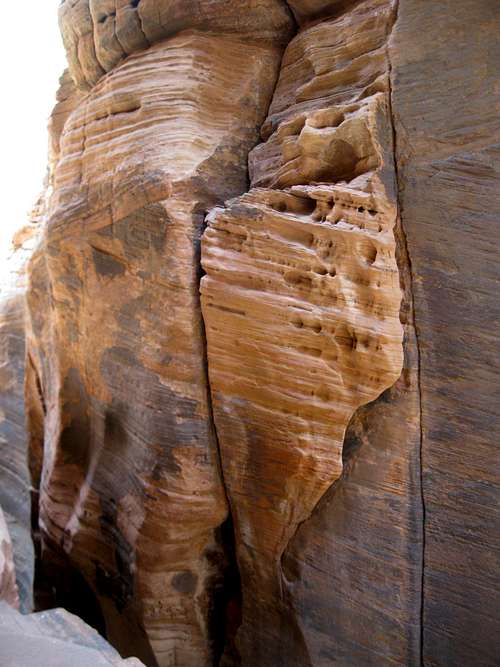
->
[0, 1, 496, 666]
[25, 11, 292, 666]
[201, 1, 409, 662]
[0, 601, 144, 665]
[0, 223, 41, 613]
[58, 0, 293, 90]
[0, 509, 19, 610]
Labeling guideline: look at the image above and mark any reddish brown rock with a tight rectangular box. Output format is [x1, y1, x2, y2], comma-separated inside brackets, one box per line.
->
[286, 0, 357, 24]
[390, 1, 500, 664]
[26, 26, 289, 667]
[201, 1, 409, 662]
[16, 2, 500, 666]
[59, 0, 293, 89]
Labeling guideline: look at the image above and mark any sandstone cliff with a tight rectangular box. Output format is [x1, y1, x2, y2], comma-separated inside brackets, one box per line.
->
[0, 1, 498, 666]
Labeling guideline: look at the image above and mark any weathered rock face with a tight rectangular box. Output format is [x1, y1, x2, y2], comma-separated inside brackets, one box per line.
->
[201, 1, 411, 662]
[7, 0, 497, 666]
[26, 20, 290, 667]
[59, 0, 293, 89]
[0, 600, 144, 665]
[0, 224, 41, 613]
[390, 2, 500, 664]
[0, 509, 19, 610]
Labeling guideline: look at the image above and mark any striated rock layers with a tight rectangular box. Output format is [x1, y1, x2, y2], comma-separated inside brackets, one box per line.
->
[0, 222, 41, 613]
[201, 1, 409, 663]
[3, 0, 496, 666]
[0, 509, 19, 610]
[25, 9, 291, 666]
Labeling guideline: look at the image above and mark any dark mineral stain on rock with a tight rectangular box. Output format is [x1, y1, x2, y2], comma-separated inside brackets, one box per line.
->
[60, 368, 91, 469]
[97, 496, 134, 612]
[172, 571, 198, 595]
[99, 346, 204, 477]
[92, 247, 126, 278]
[59, 415, 91, 468]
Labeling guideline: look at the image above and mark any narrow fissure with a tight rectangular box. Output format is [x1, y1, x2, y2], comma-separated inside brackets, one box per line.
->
[386, 2, 426, 665]
[197, 10, 299, 660]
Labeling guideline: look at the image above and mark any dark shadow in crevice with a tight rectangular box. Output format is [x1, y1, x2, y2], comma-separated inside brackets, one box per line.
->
[210, 517, 243, 667]
[34, 542, 107, 639]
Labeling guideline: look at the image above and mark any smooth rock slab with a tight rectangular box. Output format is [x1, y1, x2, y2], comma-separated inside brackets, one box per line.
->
[0, 601, 143, 666]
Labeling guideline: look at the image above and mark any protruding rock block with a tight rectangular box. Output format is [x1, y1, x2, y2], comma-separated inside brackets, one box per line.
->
[202, 179, 404, 567]
[59, 0, 293, 89]
[26, 30, 286, 667]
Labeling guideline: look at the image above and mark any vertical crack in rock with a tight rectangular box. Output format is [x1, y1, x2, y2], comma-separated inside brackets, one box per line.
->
[386, 2, 425, 662]
[201, 1, 407, 663]
[26, 7, 295, 665]
[198, 16, 300, 662]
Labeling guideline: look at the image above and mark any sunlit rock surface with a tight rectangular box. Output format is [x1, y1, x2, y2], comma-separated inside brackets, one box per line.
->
[25, 26, 289, 667]
[4, 0, 497, 665]
[58, 0, 293, 89]
[201, 2, 410, 662]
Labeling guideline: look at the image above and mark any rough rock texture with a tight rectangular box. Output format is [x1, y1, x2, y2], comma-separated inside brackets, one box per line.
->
[0, 509, 19, 609]
[390, 1, 500, 664]
[0, 225, 40, 613]
[7, 1, 497, 666]
[59, 0, 293, 89]
[26, 22, 290, 667]
[0, 601, 144, 665]
[0, 66, 80, 615]
[201, 1, 414, 663]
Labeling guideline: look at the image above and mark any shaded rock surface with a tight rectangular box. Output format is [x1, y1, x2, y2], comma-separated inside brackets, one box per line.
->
[0, 509, 19, 609]
[0, 1, 495, 666]
[390, 1, 500, 664]
[0, 225, 41, 614]
[25, 20, 290, 667]
[0, 601, 144, 665]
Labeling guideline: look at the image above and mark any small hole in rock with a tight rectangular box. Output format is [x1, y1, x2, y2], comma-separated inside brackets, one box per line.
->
[131, 0, 140, 6]
[368, 209, 377, 216]
[357, 206, 365, 213]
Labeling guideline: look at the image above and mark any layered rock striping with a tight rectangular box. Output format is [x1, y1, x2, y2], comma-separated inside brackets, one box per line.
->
[25, 17, 291, 666]
[0, 1, 496, 666]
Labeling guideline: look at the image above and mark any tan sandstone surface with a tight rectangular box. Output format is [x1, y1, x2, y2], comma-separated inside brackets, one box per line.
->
[0, 1, 497, 666]
[24, 13, 291, 666]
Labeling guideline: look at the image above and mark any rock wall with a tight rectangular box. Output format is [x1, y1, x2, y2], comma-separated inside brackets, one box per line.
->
[0, 508, 19, 610]
[25, 6, 293, 665]
[0, 223, 41, 613]
[390, 2, 500, 664]
[1, 1, 496, 666]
